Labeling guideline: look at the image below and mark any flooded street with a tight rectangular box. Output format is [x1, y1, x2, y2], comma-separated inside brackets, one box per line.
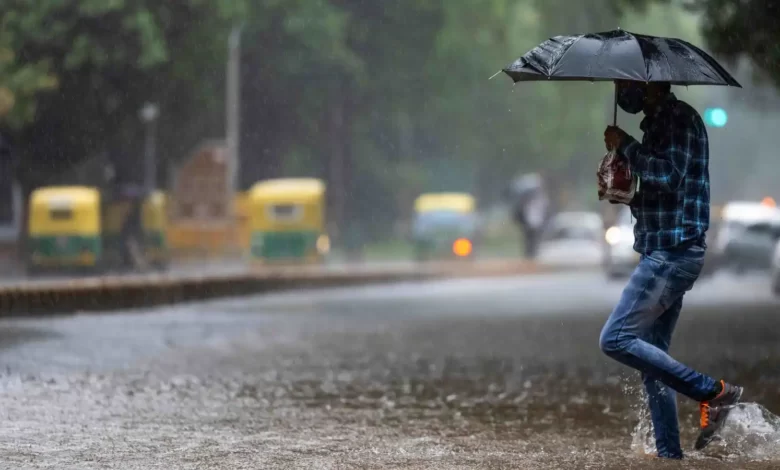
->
[1, 271, 779, 469]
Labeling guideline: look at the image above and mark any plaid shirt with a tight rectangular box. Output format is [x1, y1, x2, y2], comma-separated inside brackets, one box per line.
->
[618, 93, 710, 254]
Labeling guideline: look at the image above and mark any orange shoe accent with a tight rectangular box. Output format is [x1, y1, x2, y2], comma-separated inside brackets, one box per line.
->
[699, 380, 726, 429]
[713, 379, 726, 399]
[699, 401, 710, 428]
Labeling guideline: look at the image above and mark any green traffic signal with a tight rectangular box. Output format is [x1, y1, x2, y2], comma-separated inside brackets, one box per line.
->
[703, 107, 728, 127]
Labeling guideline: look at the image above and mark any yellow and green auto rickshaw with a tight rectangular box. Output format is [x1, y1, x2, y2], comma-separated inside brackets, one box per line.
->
[412, 192, 479, 261]
[248, 178, 329, 264]
[27, 186, 103, 274]
[141, 191, 169, 270]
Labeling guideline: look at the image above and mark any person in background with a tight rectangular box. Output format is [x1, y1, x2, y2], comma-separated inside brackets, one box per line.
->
[508, 173, 551, 259]
[107, 167, 146, 271]
[599, 79, 742, 459]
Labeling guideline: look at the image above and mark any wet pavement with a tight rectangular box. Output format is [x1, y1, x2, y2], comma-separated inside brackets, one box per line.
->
[0, 271, 779, 468]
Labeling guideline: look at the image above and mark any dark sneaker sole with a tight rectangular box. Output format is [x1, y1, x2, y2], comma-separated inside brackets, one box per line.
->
[694, 387, 744, 451]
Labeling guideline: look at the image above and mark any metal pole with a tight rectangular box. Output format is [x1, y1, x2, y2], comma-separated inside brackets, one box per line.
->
[329, 101, 344, 242]
[144, 119, 157, 192]
[140, 102, 159, 193]
[226, 26, 242, 214]
[613, 82, 618, 126]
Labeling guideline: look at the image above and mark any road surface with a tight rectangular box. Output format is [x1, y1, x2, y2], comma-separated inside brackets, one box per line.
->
[0, 271, 779, 468]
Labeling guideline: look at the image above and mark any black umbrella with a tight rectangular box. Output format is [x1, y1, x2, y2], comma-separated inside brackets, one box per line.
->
[496, 29, 741, 124]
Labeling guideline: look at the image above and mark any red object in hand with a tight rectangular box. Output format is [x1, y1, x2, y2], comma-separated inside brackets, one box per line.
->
[597, 150, 636, 204]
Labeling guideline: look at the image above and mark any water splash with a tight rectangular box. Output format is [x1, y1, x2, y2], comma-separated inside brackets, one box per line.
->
[630, 400, 656, 456]
[702, 403, 780, 461]
[625, 377, 656, 456]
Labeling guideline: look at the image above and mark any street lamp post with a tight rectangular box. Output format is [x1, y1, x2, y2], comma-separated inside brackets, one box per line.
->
[225, 25, 242, 214]
[139, 102, 159, 193]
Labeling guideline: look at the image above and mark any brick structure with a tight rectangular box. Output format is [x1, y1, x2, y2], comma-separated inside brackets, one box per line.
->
[170, 141, 229, 222]
[168, 141, 242, 257]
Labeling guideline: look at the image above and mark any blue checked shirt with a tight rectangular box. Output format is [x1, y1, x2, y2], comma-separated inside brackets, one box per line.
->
[618, 93, 710, 255]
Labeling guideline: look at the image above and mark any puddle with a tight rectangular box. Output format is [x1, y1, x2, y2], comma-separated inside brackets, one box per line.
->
[630, 398, 780, 462]
[703, 403, 780, 460]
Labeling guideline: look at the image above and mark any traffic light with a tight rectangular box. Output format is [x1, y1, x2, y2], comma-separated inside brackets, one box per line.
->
[703, 107, 728, 128]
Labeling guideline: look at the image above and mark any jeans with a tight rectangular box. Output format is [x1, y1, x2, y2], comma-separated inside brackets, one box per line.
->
[599, 243, 718, 459]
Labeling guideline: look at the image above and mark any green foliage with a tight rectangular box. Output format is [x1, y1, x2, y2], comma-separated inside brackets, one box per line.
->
[3, 0, 729, 239]
[691, 0, 780, 87]
[2, 0, 246, 184]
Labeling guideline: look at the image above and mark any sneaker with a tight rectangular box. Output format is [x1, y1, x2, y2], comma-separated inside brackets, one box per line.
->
[694, 380, 744, 450]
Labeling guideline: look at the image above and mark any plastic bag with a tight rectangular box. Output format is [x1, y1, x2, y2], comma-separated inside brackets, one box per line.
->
[597, 149, 636, 205]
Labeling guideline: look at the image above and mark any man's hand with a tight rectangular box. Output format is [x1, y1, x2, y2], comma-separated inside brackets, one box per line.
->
[604, 125, 628, 151]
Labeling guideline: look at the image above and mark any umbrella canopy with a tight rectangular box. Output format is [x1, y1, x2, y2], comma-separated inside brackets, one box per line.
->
[502, 29, 741, 87]
[509, 173, 542, 196]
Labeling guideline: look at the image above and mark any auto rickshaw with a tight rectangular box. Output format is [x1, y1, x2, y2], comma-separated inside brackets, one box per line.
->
[27, 186, 103, 274]
[412, 192, 479, 261]
[248, 178, 329, 264]
[141, 191, 169, 270]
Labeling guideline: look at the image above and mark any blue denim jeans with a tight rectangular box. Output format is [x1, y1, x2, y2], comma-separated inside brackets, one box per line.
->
[599, 243, 718, 459]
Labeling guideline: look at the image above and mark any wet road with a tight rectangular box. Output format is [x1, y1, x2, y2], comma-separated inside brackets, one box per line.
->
[1, 271, 779, 468]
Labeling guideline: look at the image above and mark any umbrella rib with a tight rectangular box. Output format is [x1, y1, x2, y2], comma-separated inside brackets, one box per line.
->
[550, 35, 585, 78]
[676, 38, 741, 87]
[653, 38, 674, 82]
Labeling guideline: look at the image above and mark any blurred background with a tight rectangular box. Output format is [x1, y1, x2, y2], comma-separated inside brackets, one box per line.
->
[1, 0, 780, 276]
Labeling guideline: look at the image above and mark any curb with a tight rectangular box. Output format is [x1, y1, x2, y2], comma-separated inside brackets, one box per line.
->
[0, 261, 588, 317]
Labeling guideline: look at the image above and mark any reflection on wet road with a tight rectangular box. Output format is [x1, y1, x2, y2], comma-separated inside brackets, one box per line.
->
[1, 271, 779, 468]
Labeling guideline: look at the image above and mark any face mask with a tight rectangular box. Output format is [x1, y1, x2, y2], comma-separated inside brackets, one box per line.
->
[617, 85, 646, 114]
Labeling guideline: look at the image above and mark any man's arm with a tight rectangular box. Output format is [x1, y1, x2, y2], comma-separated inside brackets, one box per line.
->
[618, 115, 696, 193]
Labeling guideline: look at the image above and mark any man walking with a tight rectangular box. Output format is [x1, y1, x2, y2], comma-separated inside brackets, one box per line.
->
[508, 173, 551, 259]
[599, 80, 742, 458]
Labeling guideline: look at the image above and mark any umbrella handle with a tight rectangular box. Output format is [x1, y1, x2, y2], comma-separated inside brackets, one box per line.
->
[613, 82, 618, 126]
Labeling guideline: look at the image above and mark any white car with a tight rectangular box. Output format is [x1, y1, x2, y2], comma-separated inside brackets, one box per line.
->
[537, 211, 604, 267]
[712, 201, 780, 273]
[603, 206, 639, 278]
[771, 241, 780, 295]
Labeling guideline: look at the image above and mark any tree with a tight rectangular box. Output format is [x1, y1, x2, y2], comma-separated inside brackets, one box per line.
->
[692, 0, 780, 87]
[2, 0, 246, 187]
[6, 0, 731, 245]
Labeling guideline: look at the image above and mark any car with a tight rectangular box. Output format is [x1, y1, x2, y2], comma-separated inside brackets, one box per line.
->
[603, 204, 728, 279]
[603, 206, 639, 278]
[710, 201, 780, 274]
[537, 211, 604, 266]
[770, 240, 780, 295]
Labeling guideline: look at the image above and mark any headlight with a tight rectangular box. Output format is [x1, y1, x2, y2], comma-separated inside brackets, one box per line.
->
[605, 226, 622, 246]
[452, 238, 473, 257]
